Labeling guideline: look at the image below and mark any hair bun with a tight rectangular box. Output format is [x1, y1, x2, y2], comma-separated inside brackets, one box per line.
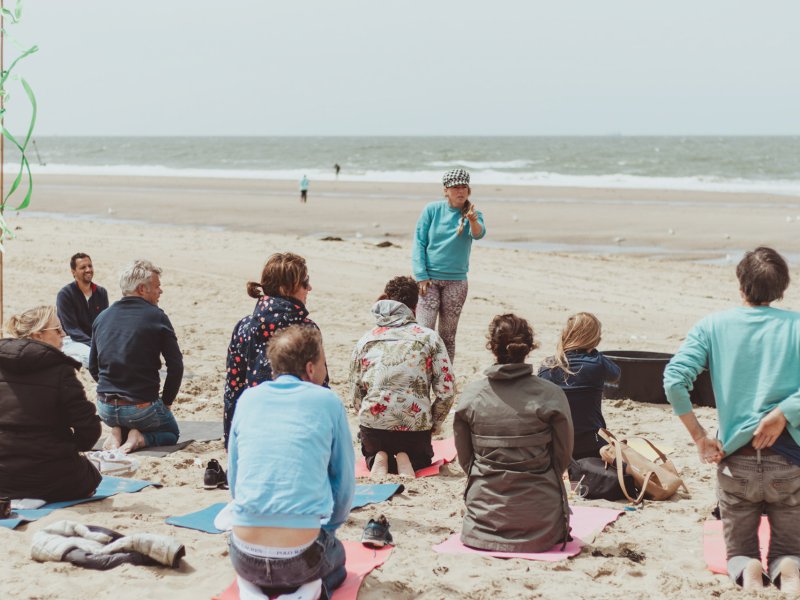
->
[246, 281, 264, 299]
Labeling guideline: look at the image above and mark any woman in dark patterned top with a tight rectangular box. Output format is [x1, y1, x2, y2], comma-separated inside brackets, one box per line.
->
[223, 253, 317, 446]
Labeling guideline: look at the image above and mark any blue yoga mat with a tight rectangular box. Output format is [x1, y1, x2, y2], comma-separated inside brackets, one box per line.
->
[0, 476, 162, 530]
[166, 483, 404, 535]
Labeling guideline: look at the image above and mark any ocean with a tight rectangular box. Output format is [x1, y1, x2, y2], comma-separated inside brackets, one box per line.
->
[12, 136, 800, 196]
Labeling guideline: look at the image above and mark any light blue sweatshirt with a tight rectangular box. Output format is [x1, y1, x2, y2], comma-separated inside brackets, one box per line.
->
[412, 200, 486, 281]
[228, 374, 355, 531]
[664, 306, 800, 455]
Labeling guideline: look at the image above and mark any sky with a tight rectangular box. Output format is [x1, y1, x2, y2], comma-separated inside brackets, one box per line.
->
[3, 0, 800, 136]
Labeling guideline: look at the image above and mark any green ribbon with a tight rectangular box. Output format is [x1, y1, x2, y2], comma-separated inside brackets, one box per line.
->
[0, 0, 38, 250]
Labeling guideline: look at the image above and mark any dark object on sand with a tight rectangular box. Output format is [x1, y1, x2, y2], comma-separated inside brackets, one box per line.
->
[321, 236, 343, 242]
[603, 350, 716, 407]
[375, 241, 394, 248]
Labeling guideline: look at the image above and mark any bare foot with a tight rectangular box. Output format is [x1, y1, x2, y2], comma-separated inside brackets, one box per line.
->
[742, 558, 765, 591]
[102, 427, 123, 450]
[396, 452, 416, 478]
[779, 557, 800, 595]
[119, 429, 147, 454]
[370, 451, 389, 478]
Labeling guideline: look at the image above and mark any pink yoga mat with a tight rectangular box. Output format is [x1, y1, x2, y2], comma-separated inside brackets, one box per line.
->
[213, 542, 392, 600]
[432, 506, 623, 561]
[703, 517, 771, 575]
[355, 437, 457, 478]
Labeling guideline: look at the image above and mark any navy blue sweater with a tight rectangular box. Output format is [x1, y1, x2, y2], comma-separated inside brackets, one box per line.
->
[56, 282, 109, 345]
[89, 296, 183, 404]
[538, 350, 621, 435]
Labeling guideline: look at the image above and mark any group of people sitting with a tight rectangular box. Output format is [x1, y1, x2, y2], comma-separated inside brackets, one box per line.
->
[1, 168, 797, 597]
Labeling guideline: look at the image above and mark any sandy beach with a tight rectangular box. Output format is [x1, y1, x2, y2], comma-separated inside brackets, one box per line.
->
[1, 174, 799, 599]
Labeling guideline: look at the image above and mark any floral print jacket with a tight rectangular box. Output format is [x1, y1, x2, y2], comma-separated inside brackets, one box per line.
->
[349, 300, 455, 432]
[223, 295, 317, 445]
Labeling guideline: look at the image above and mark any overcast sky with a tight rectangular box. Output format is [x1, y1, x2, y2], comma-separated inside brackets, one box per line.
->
[4, 1, 800, 136]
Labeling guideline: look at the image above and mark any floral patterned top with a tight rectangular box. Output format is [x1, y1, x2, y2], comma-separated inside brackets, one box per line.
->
[349, 300, 455, 432]
[223, 295, 317, 445]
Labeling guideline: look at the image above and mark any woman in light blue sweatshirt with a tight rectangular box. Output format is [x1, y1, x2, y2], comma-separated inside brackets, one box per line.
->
[412, 168, 486, 362]
[228, 325, 355, 597]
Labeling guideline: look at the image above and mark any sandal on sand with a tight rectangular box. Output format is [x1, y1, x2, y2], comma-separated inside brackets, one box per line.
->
[86, 450, 140, 477]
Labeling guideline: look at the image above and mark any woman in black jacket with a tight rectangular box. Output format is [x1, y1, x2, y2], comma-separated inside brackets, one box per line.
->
[0, 305, 101, 501]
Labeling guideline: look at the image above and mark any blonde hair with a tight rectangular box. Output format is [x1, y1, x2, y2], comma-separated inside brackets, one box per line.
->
[5, 305, 58, 339]
[549, 312, 603, 375]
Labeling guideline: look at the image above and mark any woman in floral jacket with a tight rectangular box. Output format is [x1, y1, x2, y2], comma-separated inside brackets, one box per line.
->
[349, 276, 455, 477]
[223, 252, 318, 447]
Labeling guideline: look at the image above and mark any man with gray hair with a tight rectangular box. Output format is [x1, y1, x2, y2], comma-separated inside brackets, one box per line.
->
[89, 259, 184, 453]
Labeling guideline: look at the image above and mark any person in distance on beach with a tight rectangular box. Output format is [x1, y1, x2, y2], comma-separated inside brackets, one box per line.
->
[227, 325, 354, 598]
[538, 312, 621, 459]
[223, 252, 321, 447]
[0, 305, 102, 501]
[412, 168, 486, 363]
[299, 174, 309, 203]
[664, 247, 800, 593]
[90, 259, 184, 453]
[454, 314, 573, 552]
[56, 252, 109, 368]
[349, 275, 455, 477]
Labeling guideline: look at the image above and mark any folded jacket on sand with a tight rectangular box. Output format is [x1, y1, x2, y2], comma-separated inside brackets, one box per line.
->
[31, 519, 185, 570]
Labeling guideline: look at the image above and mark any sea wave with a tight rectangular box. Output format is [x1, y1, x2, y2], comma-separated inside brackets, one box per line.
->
[7, 163, 800, 196]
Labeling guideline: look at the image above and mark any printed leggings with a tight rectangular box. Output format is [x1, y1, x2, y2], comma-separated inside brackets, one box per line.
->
[417, 279, 468, 363]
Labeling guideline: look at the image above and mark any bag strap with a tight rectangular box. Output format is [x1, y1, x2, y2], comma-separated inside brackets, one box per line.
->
[629, 436, 669, 464]
[610, 434, 649, 505]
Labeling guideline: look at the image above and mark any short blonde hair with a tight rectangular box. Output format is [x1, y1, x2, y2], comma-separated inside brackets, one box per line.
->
[267, 325, 322, 378]
[5, 305, 57, 339]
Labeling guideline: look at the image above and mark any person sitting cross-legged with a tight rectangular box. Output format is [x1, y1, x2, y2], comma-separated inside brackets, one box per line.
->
[228, 324, 354, 598]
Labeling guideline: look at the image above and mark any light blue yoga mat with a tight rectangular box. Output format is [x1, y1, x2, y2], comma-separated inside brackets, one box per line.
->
[166, 483, 405, 535]
[0, 476, 162, 530]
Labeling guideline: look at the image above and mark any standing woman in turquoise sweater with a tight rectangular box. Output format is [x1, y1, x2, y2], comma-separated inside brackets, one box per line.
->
[412, 168, 486, 362]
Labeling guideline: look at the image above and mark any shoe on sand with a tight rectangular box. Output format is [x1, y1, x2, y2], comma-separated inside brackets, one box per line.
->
[742, 558, 766, 591]
[778, 557, 800, 595]
[85, 450, 140, 477]
[203, 459, 228, 490]
[361, 515, 393, 548]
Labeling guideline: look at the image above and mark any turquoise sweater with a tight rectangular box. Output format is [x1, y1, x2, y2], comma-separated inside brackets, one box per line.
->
[228, 375, 355, 530]
[412, 201, 486, 281]
[664, 306, 800, 455]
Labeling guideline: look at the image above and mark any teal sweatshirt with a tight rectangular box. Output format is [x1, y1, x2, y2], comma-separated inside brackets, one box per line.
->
[228, 375, 355, 531]
[664, 306, 800, 455]
[412, 200, 486, 281]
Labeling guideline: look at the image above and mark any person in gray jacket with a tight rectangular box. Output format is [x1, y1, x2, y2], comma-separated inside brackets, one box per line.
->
[454, 313, 574, 552]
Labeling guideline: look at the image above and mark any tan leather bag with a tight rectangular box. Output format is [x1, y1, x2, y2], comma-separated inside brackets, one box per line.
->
[598, 428, 689, 504]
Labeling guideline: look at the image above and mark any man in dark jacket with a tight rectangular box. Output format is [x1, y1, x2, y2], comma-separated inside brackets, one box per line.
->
[90, 259, 183, 453]
[56, 252, 109, 368]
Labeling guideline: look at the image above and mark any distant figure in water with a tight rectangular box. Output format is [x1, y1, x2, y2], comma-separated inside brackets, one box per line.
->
[334, 163, 341, 178]
[300, 175, 309, 203]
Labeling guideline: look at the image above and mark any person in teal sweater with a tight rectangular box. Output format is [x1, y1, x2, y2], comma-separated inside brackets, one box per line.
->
[664, 247, 800, 593]
[412, 168, 486, 362]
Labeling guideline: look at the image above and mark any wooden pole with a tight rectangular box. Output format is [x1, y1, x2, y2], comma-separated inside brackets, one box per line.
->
[1, 0, 5, 329]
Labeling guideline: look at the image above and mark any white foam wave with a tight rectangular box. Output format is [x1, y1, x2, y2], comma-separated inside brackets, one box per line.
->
[428, 159, 536, 169]
[8, 163, 800, 196]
